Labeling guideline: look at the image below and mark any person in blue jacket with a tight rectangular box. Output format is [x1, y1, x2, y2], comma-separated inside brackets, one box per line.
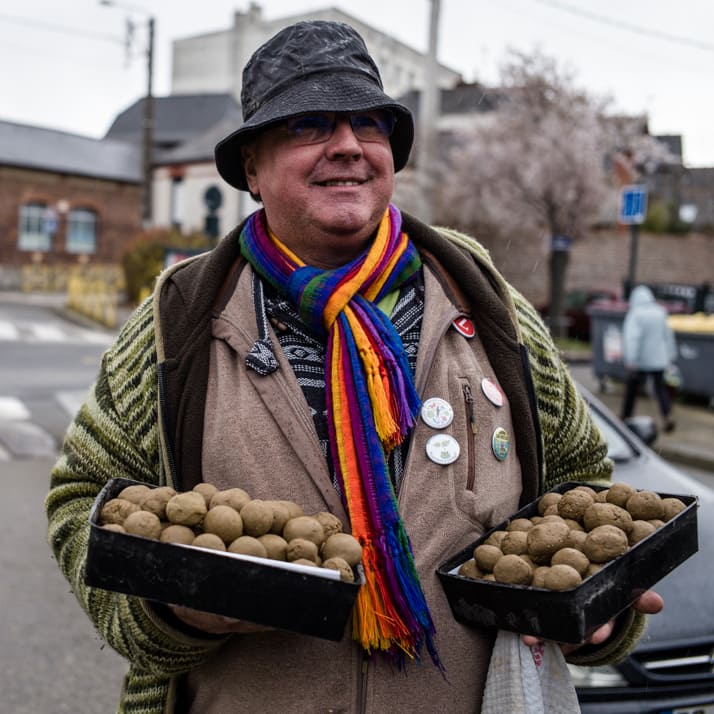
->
[621, 285, 677, 431]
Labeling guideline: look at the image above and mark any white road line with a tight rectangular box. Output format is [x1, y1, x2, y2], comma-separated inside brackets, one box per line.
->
[0, 321, 20, 341]
[0, 320, 114, 345]
[77, 329, 115, 345]
[0, 397, 31, 420]
[29, 323, 66, 341]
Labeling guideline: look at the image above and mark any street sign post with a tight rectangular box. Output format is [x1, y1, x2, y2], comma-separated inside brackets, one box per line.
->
[618, 184, 648, 225]
[618, 185, 649, 295]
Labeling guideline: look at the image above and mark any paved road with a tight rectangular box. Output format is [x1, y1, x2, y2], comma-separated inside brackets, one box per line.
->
[1, 297, 127, 710]
[0, 297, 112, 459]
[1, 458, 127, 713]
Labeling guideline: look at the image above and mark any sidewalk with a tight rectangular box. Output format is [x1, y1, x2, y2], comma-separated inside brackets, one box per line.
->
[567, 361, 714, 472]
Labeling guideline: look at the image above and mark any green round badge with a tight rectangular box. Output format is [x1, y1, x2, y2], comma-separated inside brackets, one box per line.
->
[491, 427, 510, 461]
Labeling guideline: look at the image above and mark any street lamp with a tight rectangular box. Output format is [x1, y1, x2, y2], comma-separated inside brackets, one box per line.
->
[100, 0, 155, 228]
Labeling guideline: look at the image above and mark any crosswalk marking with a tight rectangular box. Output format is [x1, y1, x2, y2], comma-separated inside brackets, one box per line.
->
[80, 329, 115, 345]
[0, 319, 114, 345]
[0, 391, 90, 460]
[0, 312, 112, 460]
[0, 322, 20, 340]
[0, 397, 31, 420]
[29, 323, 67, 341]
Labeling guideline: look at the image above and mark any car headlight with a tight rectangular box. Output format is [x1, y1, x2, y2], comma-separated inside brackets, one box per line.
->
[567, 664, 629, 688]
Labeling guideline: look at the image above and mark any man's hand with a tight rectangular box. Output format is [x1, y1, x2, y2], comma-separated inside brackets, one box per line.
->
[521, 589, 664, 655]
[169, 605, 273, 634]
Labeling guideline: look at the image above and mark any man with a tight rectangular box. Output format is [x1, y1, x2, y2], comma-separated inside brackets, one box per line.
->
[46, 20, 661, 713]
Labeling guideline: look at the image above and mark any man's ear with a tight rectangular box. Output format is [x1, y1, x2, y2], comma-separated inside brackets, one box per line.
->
[241, 146, 259, 194]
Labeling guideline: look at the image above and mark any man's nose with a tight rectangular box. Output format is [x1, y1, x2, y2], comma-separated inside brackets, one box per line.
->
[325, 115, 363, 158]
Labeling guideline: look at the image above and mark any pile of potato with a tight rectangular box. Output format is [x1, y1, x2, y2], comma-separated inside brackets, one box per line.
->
[458, 483, 687, 591]
[98, 482, 362, 582]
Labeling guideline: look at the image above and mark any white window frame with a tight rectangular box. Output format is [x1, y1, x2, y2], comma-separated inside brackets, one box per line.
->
[66, 208, 97, 254]
[18, 202, 51, 251]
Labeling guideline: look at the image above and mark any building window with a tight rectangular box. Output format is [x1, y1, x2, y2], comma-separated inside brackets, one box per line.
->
[66, 208, 97, 254]
[171, 177, 184, 230]
[18, 202, 52, 251]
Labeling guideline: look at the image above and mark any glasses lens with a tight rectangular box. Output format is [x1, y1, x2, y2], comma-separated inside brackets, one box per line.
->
[284, 114, 334, 144]
[283, 110, 395, 145]
[350, 110, 395, 141]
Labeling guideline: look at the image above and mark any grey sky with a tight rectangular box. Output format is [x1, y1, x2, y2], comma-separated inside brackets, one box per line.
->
[2, 0, 713, 165]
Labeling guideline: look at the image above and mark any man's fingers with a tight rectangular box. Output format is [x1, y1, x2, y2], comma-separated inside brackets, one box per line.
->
[633, 590, 664, 614]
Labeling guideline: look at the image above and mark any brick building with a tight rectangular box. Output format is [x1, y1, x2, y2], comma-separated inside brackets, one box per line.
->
[0, 120, 142, 290]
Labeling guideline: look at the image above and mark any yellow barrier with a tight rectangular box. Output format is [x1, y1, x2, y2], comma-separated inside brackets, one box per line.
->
[63, 266, 125, 330]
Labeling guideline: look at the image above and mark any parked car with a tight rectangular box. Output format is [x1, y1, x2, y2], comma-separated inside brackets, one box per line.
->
[572, 384, 714, 713]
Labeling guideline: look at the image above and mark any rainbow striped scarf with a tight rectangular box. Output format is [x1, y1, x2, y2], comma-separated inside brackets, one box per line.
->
[240, 205, 441, 669]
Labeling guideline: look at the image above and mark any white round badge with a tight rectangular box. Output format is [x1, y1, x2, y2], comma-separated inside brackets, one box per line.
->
[420, 397, 454, 429]
[426, 434, 461, 465]
[481, 377, 504, 407]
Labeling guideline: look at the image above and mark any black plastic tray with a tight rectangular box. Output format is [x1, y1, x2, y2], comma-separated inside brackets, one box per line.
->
[437, 481, 698, 643]
[85, 478, 362, 641]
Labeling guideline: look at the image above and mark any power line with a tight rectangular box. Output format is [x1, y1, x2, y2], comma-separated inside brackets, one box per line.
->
[0, 11, 123, 45]
[532, 0, 714, 53]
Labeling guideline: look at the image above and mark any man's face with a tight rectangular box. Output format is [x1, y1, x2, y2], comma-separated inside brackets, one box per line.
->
[242, 111, 395, 268]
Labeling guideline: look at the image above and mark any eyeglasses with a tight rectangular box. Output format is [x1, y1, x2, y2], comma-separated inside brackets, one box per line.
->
[283, 110, 395, 145]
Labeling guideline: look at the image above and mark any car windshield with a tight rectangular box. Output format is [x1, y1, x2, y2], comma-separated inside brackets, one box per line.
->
[587, 407, 634, 462]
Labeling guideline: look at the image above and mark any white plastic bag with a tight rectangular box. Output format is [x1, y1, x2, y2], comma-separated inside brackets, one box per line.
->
[481, 630, 581, 713]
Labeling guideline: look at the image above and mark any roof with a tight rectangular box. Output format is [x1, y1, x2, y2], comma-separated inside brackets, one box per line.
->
[154, 116, 240, 165]
[0, 120, 142, 183]
[655, 135, 683, 160]
[105, 93, 241, 147]
[399, 83, 503, 119]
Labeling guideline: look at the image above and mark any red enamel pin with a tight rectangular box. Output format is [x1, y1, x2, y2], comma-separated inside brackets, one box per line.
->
[452, 316, 475, 338]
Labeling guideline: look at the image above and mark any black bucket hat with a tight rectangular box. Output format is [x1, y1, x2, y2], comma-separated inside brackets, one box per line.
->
[214, 20, 414, 191]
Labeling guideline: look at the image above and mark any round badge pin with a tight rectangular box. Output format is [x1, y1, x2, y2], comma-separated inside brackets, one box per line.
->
[491, 427, 510, 461]
[421, 397, 454, 429]
[452, 316, 476, 339]
[481, 377, 504, 407]
[426, 434, 460, 465]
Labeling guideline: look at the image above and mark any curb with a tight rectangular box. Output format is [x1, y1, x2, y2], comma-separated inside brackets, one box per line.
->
[654, 443, 714, 473]
[50, 305, 117, 334]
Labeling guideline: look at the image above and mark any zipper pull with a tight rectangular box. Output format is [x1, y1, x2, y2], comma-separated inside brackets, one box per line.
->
[463, 383, 478, 434]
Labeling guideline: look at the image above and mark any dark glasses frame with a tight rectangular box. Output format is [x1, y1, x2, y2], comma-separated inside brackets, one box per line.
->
[282, 110, 396, 145]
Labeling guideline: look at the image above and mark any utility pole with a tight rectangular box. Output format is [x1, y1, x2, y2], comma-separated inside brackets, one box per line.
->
[417, 0, 441, 226]
[100, 1, 155, 228]
[142, 16, 155, 228]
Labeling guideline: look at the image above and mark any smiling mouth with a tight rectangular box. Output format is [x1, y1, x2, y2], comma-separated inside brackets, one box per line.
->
[316, 179, 365, 187]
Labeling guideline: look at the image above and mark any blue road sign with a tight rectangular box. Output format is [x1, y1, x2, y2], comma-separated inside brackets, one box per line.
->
[551, 234, 572, 252]
[619, 184, 648, 225]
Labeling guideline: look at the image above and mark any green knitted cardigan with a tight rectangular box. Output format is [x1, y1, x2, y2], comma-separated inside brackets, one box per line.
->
[45, 221, 643, 714]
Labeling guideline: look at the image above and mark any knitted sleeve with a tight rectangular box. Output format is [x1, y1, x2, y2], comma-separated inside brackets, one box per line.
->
[44, 298, 225, 689]
[509, 288, 613, 488]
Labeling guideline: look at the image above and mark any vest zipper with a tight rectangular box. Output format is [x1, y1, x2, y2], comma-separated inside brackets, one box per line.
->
[463, 382, 477, 491]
